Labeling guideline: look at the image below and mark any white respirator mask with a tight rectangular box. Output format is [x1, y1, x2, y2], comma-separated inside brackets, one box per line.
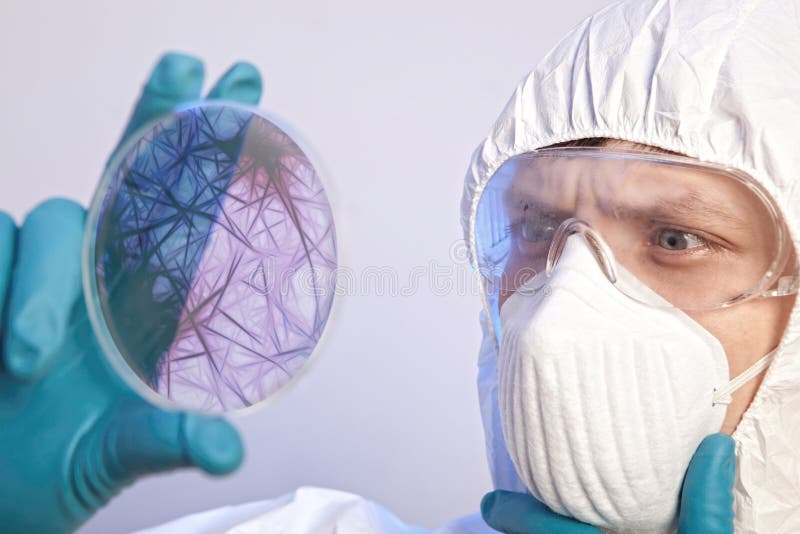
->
[497, 235, 775, 533]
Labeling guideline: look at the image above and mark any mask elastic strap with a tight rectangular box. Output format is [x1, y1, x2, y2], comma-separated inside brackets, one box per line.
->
[712, 348, 778, 406]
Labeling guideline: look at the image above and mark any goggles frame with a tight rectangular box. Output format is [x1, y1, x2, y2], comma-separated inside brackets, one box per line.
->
[470, 147, 800, 342]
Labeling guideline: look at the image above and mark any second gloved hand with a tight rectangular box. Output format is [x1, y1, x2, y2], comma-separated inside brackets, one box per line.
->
[481, 434, 736, 534]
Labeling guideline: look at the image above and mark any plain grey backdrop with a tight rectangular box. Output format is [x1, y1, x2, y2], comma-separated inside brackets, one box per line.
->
[0, 0, 611, 531]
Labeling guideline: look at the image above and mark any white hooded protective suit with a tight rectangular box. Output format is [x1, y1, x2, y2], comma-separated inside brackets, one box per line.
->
[137, 0, 798, 532]
[464, 0, 800, 532]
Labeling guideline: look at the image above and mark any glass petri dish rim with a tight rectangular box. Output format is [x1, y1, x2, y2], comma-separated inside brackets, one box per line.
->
[82, 99, 341, 416]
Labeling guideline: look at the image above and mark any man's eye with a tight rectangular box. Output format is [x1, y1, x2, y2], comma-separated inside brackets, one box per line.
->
[520, 220, 557, 243]
[657, 229, 707, 251]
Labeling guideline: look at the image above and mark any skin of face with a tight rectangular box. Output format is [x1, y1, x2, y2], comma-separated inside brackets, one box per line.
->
[494, 146, 797, 435]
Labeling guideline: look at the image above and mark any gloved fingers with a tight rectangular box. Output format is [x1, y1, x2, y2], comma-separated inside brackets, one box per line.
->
[4, 199, 85, 380]
[0, 211, 16, 333]
[678, 433, 736, 534]
[118, 52, 205, 146]
[103, 404, 243, 482]
[206, 61, 263, 105]
[481, 490, 601, 534]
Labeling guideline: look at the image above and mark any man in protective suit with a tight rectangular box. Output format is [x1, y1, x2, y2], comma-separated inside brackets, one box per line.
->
[0, 0, 796, 532]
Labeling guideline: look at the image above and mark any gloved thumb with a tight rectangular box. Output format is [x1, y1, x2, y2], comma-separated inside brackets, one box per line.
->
[107, 405, 244, 480]
[678, 433, 736, 534]
[67, 405, 243, 520]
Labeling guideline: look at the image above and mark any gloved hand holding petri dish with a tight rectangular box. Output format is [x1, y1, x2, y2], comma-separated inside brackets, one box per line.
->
[84, 101, 337, 413]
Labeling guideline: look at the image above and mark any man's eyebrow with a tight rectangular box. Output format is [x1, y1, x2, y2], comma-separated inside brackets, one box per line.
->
[506, 188, 749, 228]
[602, 193, 748, 229]
[506, 192, 571, 215]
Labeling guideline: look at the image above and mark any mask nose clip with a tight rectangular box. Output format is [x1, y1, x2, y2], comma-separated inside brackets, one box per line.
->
[546, 218, 618, 283]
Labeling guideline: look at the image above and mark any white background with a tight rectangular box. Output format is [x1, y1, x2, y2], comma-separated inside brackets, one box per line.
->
[0, 1, 610, 531]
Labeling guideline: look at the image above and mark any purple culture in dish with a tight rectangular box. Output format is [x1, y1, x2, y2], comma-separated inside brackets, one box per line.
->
[92, 103, 337, 412]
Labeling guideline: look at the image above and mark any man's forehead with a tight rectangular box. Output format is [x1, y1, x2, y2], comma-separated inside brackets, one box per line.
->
[501, 154, 751, 210]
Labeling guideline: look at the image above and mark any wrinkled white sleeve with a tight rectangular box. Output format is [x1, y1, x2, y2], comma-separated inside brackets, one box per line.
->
[132, 486, 498, 534]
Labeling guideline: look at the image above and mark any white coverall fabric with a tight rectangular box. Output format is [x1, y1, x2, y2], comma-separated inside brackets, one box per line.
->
[461, 0, 800, 532]
[134, 487, 496, 534]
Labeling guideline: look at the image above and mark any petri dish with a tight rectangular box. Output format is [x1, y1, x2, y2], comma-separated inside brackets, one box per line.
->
[84, 101, 337, 413]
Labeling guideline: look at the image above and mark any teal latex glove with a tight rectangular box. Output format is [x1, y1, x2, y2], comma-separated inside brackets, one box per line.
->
[0, 53, 263, 534]
[481, 434, 736, 534]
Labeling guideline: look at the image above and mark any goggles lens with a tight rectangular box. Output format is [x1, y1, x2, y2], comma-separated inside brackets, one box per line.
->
[474, 149, 793, 310]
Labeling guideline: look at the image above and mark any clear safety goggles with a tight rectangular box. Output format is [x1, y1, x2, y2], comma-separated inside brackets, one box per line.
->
[472, 147, 799, 312]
